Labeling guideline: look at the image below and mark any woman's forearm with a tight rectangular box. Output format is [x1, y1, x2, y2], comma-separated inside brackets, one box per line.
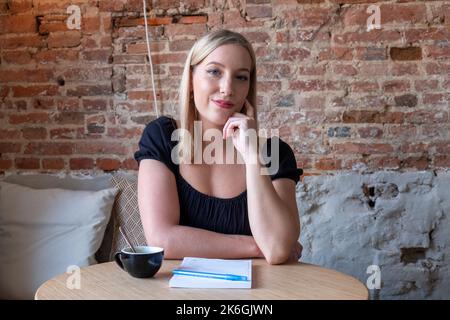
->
[246, 160, 300, 264]
[147, 224, 263, 260]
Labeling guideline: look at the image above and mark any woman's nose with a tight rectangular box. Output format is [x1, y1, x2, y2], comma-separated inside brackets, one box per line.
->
[220, 76, 233, 96]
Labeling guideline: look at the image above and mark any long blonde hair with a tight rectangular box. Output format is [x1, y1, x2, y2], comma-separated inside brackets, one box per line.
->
[177, 29, 257, 164]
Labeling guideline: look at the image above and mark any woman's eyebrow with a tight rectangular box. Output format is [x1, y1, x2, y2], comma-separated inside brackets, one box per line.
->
[206, 61, 250, 73]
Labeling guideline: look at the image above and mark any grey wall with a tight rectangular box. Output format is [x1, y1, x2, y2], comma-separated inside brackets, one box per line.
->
[297, 171, 450, 299]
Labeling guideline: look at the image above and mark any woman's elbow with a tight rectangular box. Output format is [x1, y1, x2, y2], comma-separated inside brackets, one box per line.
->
[145, 228, 180, 259]
[145, 233, 165, 250]
[264, 247, 290, 265]
[263, 233, 298, 265]
[145, 228, 169, 250]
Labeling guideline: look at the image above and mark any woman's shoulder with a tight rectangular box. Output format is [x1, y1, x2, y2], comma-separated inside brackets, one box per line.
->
[135, 116, 179, 170]
[142, 116, 177, 140]
[262, 136, 295, 157]
[261, 136, 303, 182]
[145, 115, 177, 131]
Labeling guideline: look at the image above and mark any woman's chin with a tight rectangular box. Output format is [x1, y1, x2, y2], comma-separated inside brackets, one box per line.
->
[210, 117, 228, 127]
[208, 110, 233, 125]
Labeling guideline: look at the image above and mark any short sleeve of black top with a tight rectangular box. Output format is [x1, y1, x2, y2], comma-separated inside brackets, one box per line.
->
[134, 116, 178, 174]
[134, 116, 303, 236]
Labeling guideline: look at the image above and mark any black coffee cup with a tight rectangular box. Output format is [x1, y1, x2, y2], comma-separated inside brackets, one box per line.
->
[114, 246, 164, 278]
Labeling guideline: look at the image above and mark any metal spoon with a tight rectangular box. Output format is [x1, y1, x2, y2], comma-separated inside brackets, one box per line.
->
[119, 226, 136, 253]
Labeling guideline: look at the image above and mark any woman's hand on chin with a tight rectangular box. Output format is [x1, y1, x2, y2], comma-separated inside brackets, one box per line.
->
[222, 100, 258, 164]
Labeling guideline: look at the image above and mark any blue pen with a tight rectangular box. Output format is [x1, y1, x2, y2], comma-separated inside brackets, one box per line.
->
[172, 269, 248, 281]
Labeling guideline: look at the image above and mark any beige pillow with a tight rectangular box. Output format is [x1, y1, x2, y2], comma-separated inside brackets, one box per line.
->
[0, 181, 117, 299]
[109, 175, 147, 260]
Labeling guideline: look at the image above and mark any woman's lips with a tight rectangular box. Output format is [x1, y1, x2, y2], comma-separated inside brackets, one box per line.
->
[213, 100, 234, 109]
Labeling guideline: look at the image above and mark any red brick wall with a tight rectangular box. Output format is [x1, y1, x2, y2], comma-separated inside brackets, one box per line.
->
[1, 0, 449, 175]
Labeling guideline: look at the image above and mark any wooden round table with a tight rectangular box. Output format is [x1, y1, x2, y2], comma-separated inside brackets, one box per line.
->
[35, 259, 368, 300]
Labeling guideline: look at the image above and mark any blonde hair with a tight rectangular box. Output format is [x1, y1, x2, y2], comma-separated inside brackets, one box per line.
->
[177, 29, 257, 164]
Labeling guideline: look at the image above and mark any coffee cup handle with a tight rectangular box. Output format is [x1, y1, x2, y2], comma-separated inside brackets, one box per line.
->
[114, 252, 124, 270]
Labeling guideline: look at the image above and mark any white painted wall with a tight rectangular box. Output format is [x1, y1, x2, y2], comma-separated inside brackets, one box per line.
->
[297, 171, 450, 299]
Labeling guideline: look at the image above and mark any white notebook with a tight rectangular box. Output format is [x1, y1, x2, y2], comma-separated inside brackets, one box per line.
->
[169, 257, 252, 289]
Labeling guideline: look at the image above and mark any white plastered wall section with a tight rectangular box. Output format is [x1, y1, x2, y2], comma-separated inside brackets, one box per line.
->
[297, 170, 450, 299]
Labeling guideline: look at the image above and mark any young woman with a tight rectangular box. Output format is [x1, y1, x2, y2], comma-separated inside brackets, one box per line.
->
[135, 29, 303, 264]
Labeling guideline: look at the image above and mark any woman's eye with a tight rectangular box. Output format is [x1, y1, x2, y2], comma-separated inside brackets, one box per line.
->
[207, 69, 248, 81]
[207, 69, 220, 76]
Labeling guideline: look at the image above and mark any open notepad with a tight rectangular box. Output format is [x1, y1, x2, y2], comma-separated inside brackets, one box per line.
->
[169, 257, 252, 289]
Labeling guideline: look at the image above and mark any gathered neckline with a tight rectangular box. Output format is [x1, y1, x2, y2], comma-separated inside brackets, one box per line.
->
[178, 174, 247, 202]
[166, 116, 247, 202]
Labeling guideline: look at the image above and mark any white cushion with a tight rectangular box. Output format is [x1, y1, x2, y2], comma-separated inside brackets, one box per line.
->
[0, 181, 118, 299]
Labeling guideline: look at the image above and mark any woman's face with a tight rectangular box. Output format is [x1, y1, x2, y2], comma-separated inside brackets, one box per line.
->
[191, 44, 252, 127]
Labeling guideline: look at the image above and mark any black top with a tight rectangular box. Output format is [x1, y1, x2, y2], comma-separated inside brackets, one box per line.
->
[134, 116, 303, 236]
